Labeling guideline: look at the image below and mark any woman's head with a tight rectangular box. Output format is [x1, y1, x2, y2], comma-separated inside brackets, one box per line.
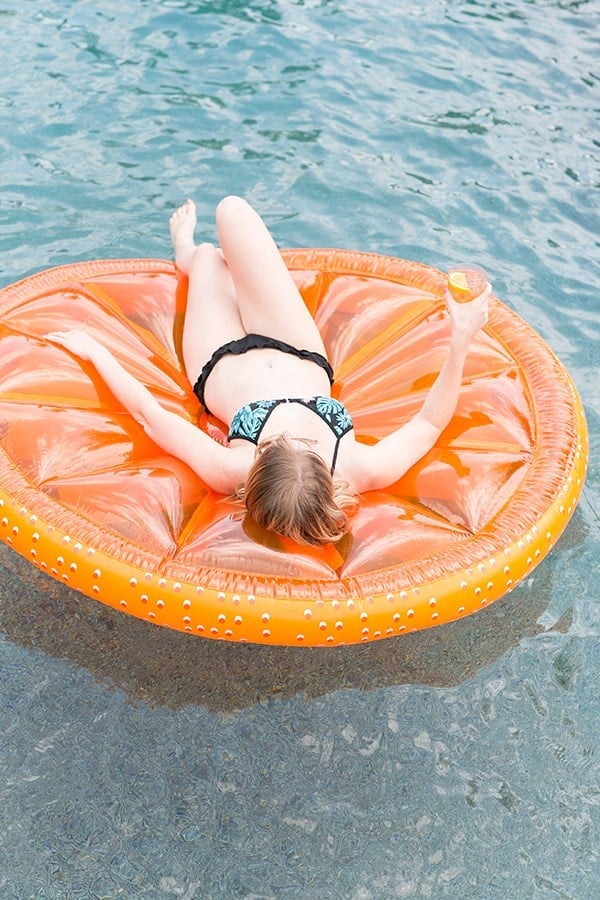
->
[238, 434, 357, 545]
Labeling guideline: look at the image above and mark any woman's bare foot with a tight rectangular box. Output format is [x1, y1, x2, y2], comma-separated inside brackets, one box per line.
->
[169, 199, 197, 274]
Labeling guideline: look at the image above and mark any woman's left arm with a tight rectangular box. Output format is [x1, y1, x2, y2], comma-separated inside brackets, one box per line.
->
[354, 286, 490, 492]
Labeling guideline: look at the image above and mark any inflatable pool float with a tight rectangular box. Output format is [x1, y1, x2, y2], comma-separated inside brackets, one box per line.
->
[0, 252, 587, 645]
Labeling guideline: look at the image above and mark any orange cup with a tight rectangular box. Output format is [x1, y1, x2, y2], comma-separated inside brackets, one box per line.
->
[447, 263, 488, 302]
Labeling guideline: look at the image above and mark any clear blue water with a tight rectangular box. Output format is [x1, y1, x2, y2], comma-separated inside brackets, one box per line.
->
[1, 1, 598, 897]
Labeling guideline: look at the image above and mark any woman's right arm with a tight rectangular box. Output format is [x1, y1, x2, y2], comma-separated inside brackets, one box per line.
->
[45, 331, 247, 493]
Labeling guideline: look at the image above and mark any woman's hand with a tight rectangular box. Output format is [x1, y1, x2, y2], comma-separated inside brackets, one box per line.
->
[445, 282, 491, 343]
[45, 330, 102, 361]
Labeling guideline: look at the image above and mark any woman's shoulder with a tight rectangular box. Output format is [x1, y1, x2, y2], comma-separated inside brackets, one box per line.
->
[335, 435, 374, 493]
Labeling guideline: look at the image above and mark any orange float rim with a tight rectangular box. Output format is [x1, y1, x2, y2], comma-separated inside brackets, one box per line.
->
[0, 252, 588, 646]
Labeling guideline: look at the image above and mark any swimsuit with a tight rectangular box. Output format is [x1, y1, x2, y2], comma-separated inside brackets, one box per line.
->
[192, 334, 351, 474]
[193, 333, 334, 412]
[228, 396, 353, 474]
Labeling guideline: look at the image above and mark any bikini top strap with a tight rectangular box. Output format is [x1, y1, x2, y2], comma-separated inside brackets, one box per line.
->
[330, 435, 342, 476]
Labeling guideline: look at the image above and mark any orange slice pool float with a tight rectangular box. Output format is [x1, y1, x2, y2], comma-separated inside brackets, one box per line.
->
[0, 252, 588, 646]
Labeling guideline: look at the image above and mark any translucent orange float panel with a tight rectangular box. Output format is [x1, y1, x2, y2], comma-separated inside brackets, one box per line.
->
[0, 252, 588, 645]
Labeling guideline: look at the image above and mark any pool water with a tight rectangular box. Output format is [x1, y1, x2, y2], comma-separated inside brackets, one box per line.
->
[1, 1, 598, 897]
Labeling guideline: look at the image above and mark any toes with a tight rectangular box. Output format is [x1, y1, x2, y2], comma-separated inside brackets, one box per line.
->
[169, 200, 196, 246]
[170, 200, 194, 222]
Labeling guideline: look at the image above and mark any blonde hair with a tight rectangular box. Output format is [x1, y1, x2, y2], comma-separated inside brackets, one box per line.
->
[236, 434, 358, 546]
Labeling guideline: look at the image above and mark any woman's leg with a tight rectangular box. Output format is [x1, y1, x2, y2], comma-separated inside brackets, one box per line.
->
[215, 195, 327, 354]
[170, 201, 245, 385]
